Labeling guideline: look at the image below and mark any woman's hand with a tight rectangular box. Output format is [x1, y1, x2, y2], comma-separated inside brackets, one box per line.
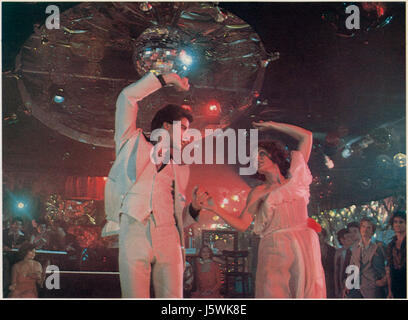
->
[253, 120, 313, 162]
[252, 120, 278, 131]
[375, 277, 387, 287]
[162, 73, 190, 91]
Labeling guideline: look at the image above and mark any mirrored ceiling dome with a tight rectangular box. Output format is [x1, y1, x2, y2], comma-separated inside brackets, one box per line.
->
[15, 2, 273, 147]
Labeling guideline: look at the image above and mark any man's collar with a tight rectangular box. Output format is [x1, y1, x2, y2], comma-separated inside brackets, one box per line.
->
[359, 238, 375, 248]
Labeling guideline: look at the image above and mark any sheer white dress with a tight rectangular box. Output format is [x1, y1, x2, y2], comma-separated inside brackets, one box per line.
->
[253, 151, 326, 298]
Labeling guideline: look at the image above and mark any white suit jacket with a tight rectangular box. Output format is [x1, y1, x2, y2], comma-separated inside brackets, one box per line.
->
[102, 72, 197, 250]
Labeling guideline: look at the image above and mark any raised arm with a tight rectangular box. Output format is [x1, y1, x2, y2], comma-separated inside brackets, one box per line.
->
[114, 72, 190, 154]
[253, 121, 313, 162]
[114, 72, 162, 153]
[204, 187, 262, 232]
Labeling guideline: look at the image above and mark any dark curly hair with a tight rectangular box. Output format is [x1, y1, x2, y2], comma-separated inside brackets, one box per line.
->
[17, 242, 36, 261]
[150, 104, 193, 132]
[256, 140, 291, 179]
[389, 210, 406, 227]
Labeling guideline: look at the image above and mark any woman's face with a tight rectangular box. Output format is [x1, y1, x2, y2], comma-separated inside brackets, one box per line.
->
[200, 247, 212, 260]
[257, 148, 280, 175]
[26, 249, 36, 260]
[393, 217, 406, 234]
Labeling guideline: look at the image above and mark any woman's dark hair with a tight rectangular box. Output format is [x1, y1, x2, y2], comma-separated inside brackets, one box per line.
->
[17, 242, 36, 261]
[198, 245, 214, 260]
[256, 140, 291, 179]
[389, 211, 406, 227]
[150, 104, 193, 132]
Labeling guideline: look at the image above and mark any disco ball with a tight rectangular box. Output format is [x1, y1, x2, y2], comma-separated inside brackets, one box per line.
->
[393, 153, 406, 167]
[133, 27, 194, 77]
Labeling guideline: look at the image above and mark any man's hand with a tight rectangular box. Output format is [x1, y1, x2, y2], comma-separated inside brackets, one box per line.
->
[191, 186, 212, 211]
[162, 73, 190, 91]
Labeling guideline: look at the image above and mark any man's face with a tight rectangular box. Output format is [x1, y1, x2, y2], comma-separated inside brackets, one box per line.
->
[360, 221, 374, 240]
[349, 226, 361, 243]
[164, 117, 190, 151]
[343, 232, 354, 248]
[11, 221, 22, 232]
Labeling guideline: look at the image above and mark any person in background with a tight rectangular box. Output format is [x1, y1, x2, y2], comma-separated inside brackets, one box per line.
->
[347, 221, 361, 245]
[333, 228, 354, 298]
[3, 217, 26, 250]
[8, 242, 45, 298]
[30, 220, 49, 250]
[318, 228, 336, 298]
[386, 211, 406, 298]
[345, 217, 387, 298]
[47, 220, 67, 251]
[192, 245, 222, 298]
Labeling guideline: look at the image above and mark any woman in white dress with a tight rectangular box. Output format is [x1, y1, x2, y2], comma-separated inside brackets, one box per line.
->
[204, 120, 326, 298]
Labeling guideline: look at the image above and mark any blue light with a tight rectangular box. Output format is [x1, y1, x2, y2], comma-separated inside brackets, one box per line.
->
[179, 50, 193, 66]
[342, 148, 352, 159]
[54, 95, 65, 103]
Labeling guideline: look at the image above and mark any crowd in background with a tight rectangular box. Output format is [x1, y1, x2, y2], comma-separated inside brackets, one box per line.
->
[319, 211, 406, 298]
[3, 216, 78, 253]
[3, 210, 406, 299]
[2, 216, 80, 298]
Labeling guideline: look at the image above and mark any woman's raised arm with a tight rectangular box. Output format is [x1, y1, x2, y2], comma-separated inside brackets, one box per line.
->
[253, 121, 313, 162]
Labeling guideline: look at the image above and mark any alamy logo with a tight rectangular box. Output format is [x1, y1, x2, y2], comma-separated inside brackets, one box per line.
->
[150, 122, 259, 175]
[345, 265, 360, 290]
[45, 5, 60, 30]
[45, 265, 60, 289]
[345, 5, 360, 30]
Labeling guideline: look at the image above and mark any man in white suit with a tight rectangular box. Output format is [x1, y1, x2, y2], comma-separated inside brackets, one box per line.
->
[103, 71, 210, 298]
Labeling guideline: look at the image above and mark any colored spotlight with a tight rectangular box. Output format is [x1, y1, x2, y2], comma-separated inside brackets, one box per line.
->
[342, 148, 352, 159]
[54, 95, 65, 103]
[17, 202, 25, 209]
[205, 100, 221, 117]
[179, 50, 193, 66]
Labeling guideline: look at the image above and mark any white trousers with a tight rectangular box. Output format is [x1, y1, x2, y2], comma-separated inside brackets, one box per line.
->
[119, 213, 183, 298]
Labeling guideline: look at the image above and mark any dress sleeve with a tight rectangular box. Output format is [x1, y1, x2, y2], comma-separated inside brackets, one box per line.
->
[288, 150, 313, 188]
[265, 150, 313, 208]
